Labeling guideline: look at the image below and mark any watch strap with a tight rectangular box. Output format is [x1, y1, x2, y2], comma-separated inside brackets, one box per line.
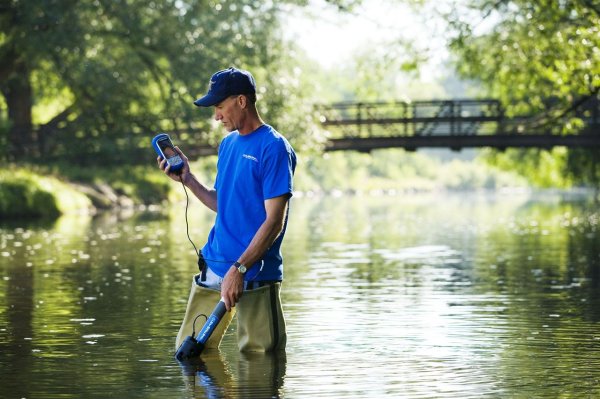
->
[233, 261, 247, 274]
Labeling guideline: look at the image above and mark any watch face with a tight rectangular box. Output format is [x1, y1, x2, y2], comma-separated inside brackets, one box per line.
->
[238, 265, 247, 274]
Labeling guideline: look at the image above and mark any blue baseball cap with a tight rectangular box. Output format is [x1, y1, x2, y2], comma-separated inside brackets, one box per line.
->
[193, 67, 256, 107]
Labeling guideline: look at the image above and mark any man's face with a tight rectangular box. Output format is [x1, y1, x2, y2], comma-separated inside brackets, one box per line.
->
[214, 95, 243, 132]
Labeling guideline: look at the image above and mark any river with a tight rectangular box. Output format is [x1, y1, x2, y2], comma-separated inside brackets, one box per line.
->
[1, 191, 599, 398]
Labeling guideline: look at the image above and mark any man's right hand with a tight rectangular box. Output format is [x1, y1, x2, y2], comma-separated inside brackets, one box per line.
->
[157, 146, 192, 185]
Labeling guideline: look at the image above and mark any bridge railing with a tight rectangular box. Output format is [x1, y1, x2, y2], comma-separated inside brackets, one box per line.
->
[318, 96, 600, 139]
[317, 99, 506, 138]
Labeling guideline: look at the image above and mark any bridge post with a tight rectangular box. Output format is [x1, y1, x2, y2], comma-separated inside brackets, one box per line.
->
[450, 101, 458, 150]
[402, 102, 408, 136]
[357, 103, 363, 137]
[496, 101, 505, 134]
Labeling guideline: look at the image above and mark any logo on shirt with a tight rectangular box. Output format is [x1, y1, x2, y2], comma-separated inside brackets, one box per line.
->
[242, 154, 258, 162]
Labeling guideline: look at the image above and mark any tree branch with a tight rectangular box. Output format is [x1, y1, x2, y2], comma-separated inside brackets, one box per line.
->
[522, 85, 600, 131]
[553, 85, 600, 121]
[38, 104, 76, 135]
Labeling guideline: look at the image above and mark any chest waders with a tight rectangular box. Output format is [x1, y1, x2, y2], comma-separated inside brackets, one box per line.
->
[175, 276, 235, 355]
[236, 282, 287, 352]
[175, 297, 229, 361]
[175, 274, 287, 358]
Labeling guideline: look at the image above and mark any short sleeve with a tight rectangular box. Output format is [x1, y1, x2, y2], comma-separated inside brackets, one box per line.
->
[261, 139, 296, 200]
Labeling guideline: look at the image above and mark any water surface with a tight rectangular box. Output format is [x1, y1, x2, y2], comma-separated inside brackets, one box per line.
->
[1, 192, 599, 398]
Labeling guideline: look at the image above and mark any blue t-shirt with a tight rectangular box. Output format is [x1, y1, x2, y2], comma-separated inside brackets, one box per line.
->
[201, 124, 297, 281]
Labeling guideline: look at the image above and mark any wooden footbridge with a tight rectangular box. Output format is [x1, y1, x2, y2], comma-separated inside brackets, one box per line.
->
[183, 96, 600, 156]
[318, 97, 600, 152]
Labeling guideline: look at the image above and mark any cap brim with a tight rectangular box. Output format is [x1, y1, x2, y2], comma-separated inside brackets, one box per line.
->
[193, 93, 225, 107]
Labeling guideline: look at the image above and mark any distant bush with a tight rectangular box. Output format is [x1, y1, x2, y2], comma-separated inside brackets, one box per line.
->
[107, 167, 172, 205]
[46, 164, 172, 205]
[0, 170, 64, 218]
[294, 149, 529, 194]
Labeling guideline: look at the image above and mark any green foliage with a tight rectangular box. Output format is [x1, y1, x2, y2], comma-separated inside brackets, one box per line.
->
[294, 149, 527, 193]
[0, 180, 57, 218]
[439, 158, 529, 190]
[0, 168, 91, 218]
[303, 39, 443, 104]
[481, 147, 574, 188]
[4, 0, 596, 191]
[52, 164, 172, 205]
[446, 0, 599, 115]
[0, 0, 324, 164]
[338, 41, 426, 101]
[565, 148, 600, 187]
[443, 0, 600, 187]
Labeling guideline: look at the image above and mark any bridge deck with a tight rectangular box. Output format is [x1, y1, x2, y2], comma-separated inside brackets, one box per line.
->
[318, 98, 600, 152]
[326, 133, 600, 152]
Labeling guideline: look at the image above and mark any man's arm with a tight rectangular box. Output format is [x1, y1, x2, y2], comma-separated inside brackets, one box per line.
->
[158, 146, 217, 212]
[181, 172, 218, 213]
[220, 194, 290, 310]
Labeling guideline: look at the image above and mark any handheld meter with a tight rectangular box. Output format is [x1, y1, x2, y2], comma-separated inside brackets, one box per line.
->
[152, 133, 184, 173]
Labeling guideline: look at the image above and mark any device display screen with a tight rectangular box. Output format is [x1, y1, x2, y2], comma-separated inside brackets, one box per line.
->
[158, 138, 177, 159]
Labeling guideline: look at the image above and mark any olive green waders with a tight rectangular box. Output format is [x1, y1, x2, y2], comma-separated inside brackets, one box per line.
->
[175, 277, 234, 351]
[176, 274, 287, 352]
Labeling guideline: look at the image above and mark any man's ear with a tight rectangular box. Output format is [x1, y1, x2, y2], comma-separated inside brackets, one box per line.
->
[237, 94, 248, 109]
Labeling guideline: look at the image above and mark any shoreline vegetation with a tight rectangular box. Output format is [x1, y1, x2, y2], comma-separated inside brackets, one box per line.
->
[1, 2, 597, 221]
[1, 155, 597, 221]
[0, 165, 171, 219]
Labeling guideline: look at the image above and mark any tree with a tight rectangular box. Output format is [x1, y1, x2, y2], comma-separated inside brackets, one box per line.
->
[0, 0, 346, 165]
[446, 0, 599, 119]
[442, 0, 600, 188]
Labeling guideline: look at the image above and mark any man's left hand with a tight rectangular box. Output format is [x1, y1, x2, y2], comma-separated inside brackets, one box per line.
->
[221, 265, 244, 311]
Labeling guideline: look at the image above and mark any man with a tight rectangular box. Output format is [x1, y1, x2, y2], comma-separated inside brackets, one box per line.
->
[159, 67, 296, 352]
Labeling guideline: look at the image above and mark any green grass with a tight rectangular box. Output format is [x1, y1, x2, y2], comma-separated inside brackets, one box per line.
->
[0, 164, 173, 219]
[44, 163, 172, 205]
[0, 168, 91, 218]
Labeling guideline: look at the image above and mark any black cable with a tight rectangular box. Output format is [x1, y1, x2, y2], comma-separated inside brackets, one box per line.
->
[176, 169, 264, 284]
[191, 313, 208, 339]
[179, 176, 233, 264]
[181, 178, 199, 256]
[179, 178, 263, 282]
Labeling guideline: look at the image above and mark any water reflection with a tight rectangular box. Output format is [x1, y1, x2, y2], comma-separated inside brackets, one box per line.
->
[1, 192, 600, 398]
[179, 350, 286, 398]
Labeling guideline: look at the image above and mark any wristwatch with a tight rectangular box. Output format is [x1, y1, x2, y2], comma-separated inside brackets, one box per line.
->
[234, 261, 247, 275]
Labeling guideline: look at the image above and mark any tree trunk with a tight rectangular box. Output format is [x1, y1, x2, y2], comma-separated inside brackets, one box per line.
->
[1, 60, 34, 160]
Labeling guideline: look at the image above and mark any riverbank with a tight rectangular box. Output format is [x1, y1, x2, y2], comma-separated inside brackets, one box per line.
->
[1, 161, 596, 220]
[0, 165, 171, 219]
